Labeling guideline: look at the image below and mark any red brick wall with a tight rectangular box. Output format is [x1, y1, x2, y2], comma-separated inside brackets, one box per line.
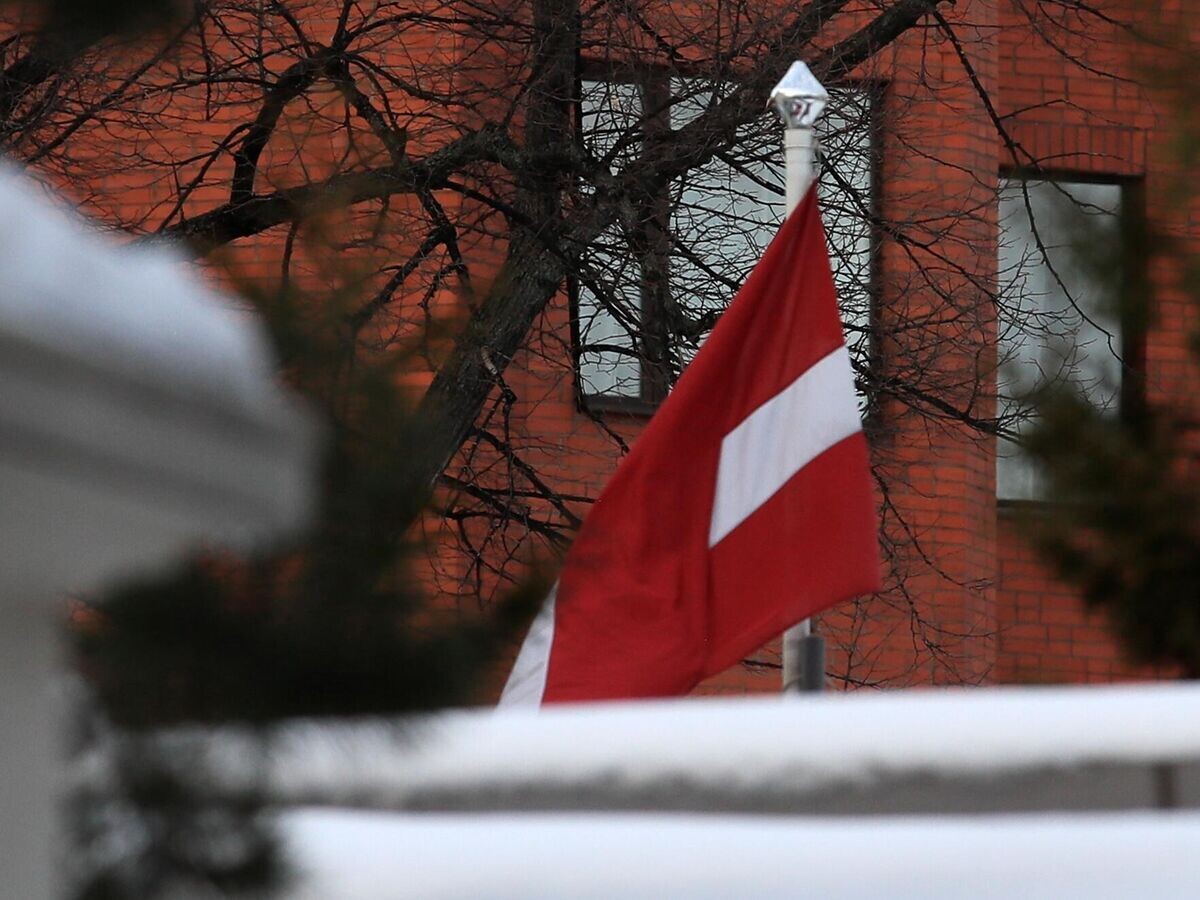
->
[489, 0, 1193, 697]
[16, 0, 1195, 695]
[984, 0, 1196, 688]
[995, 512, 1179, 683]
[699, 0, 1197, 694]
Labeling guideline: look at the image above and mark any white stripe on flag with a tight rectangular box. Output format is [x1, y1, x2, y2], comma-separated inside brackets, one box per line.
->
[497, 583, 558, 709]
[708, 345, 861, 548]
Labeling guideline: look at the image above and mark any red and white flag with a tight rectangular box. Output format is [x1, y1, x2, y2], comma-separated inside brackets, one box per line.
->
[501, 186, 880, 706]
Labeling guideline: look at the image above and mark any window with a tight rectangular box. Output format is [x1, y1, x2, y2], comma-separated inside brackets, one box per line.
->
[996, 177, 1128, 501]
[574, 75, 876, 409]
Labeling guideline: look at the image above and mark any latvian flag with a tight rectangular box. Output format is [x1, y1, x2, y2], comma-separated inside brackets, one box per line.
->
[501, 186, 880, 706]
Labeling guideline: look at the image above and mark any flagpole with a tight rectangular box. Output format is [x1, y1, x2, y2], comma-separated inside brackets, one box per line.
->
[770, 62, 829, 694]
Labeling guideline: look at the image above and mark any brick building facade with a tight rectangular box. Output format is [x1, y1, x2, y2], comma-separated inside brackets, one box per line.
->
[475, 0, 1194, 694]
[749, 1, 1192, 690]
[8, 0, 1192, 696]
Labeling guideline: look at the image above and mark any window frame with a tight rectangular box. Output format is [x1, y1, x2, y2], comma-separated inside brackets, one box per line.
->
[569, 66, 883, 417]
[994, 169, 1147, 506]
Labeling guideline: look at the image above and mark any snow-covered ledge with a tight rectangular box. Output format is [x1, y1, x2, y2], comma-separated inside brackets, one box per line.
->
[0, 169, 317, 898]
[278, 808, 1200, 899]
[110, 681, 1200, 818]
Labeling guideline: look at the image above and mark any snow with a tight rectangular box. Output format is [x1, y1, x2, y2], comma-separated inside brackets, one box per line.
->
[0, 167, 278, 414]
[82, 684, 1200, 894]
[257, 682, 1200, 808]
[280, 808, 1200, 899]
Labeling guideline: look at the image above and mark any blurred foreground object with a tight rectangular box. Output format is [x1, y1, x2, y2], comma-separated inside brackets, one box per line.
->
[0, 167, 317, 898]
[167, 682, 1200, 815]
[1022, 20, 1200, 676]
[102, 682, 1200, 897]
[282, 809, 1200, 899]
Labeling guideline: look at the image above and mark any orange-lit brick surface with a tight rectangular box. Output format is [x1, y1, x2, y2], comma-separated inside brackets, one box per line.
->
[11, 0, 1197, 696]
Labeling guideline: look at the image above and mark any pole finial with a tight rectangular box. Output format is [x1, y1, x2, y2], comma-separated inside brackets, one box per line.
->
[769, 61, 828, 129]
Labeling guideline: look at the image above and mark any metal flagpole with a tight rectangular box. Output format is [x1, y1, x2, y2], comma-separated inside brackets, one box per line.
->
[769, 62, 830, 694]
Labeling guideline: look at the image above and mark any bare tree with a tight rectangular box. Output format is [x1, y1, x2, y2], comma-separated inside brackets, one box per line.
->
[0, 0, 1155, 689]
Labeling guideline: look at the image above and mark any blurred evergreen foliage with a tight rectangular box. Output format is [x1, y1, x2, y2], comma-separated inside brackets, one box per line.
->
[1022, 30, 1200, 677]
[1, 0, 190, 40]
[75, 233, 542, 724]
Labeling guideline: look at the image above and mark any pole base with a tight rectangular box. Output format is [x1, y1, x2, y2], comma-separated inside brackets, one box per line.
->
[782, 631, 825, 693]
